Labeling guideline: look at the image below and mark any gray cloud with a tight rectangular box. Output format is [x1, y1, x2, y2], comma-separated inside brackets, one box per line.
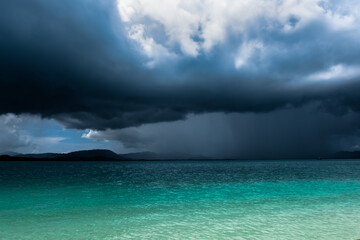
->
[0, 114, 32, 153]
[84, 103, 360, 158]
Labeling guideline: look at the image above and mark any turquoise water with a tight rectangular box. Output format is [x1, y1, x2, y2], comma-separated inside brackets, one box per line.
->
[1, 160, 360, 239]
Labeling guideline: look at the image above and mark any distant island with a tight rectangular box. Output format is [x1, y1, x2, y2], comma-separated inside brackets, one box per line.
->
[0, 149, 210, 161]
[1, 149, 360, 161]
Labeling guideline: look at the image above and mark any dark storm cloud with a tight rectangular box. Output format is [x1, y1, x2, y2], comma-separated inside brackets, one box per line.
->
[1, 0, 360, 133]
[89, 104, 360, 158]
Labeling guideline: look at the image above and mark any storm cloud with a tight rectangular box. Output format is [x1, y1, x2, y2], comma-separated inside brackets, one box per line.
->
[82, 103, 360, 158]
[1, 0, 360, 156]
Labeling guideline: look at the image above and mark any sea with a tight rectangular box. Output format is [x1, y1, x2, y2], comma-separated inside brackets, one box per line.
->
[1, 160, 360, 239]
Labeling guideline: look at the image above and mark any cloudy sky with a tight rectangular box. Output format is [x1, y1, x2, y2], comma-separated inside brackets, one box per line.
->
[1, 0, 360, 158]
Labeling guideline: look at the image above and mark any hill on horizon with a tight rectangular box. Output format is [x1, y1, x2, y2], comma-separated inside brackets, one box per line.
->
[0, 149, 210, 161]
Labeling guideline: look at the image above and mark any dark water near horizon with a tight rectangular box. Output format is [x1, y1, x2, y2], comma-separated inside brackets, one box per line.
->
[1, 160, 360, 239]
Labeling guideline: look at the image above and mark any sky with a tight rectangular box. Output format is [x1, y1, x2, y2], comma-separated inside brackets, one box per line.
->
[1, 0, 360, 158]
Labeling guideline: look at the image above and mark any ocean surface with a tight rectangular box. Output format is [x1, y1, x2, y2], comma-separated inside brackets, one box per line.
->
[1, 160, 360, 240]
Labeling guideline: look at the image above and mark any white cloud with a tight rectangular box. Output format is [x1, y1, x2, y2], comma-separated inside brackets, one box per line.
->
[82, 129, 106, 141]
[306, 64, 360, 82]
[117, 0, 360, 66]
[128, 24, 177, 67]
[235, 40, 264, 69]
[117, 0, 137, 22]
[325, 13, 355, 31]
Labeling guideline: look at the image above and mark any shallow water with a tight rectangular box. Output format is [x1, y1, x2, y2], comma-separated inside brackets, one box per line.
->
[1, 160, 360, 239]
